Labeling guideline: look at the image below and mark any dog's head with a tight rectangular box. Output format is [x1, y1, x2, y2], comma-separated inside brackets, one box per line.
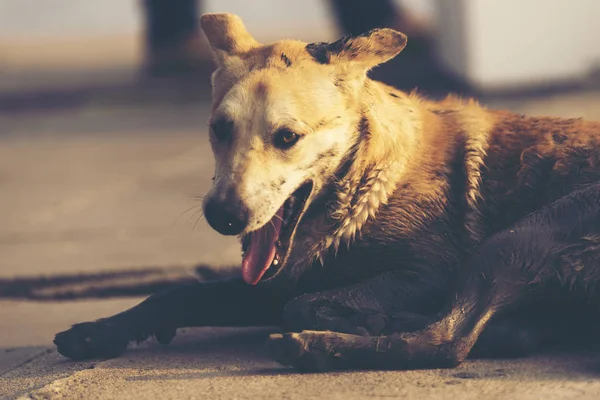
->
[200, 13, 407, 285]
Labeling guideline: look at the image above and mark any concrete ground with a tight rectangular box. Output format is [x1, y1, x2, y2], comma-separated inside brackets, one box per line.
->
[2, 86, 600, 399]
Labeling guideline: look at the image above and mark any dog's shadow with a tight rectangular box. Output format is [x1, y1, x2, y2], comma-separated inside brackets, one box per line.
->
[50, 326, 600, 382]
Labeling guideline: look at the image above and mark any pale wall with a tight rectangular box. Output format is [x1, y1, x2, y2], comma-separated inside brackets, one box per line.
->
[435, 0, 600, 90]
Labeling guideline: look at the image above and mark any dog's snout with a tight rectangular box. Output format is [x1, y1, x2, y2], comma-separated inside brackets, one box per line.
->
[204, 198, 248, 236]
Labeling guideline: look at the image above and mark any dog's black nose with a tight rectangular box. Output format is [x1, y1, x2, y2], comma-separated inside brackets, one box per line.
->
[204, 198, 248, 236]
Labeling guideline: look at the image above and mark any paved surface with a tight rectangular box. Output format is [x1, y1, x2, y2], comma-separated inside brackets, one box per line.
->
[10, 330, 600, 400]
[2, 86, 600, 399]
[1, 103, 239, 277]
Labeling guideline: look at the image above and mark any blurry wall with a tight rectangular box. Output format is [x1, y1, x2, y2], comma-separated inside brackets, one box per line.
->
[0, 0, 142, 69]
[435, 0, 600, 91]
[0, 0, 143, 91]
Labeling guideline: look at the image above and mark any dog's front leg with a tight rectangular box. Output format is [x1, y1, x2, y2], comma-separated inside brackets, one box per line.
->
[54, 278, 286, 360]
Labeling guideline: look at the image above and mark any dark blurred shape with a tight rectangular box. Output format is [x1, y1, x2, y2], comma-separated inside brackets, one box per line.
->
[142, 0, 204, 75]
[144, 0, 198, 49]
[327, 0, 397, 38]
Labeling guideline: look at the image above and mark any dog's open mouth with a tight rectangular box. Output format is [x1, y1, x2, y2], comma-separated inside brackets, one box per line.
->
[241, 181, 313, 285]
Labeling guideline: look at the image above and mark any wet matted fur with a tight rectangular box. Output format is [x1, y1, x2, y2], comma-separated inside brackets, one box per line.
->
[55, 14, 600, 371]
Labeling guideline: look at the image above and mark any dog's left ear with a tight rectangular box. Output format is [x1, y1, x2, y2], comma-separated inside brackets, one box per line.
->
[200, 13, 260, 64]
[307, 28, 407, 70]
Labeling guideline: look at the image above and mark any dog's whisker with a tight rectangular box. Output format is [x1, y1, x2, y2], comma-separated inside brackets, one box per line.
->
[173, 204, 203, 226]
[188, 194, 206, 201]
[187, 208, 206, 224]
[192, 211, 207, 232]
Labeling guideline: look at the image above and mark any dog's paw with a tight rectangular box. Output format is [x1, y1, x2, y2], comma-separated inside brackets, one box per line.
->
[54, 317, 178, 360]
[267, 331, 346, 372]
[154, 326, 177, 346]
[54, 319, 133, 360]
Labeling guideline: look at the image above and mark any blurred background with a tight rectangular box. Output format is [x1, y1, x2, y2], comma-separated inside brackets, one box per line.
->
[2, 0, 600, 347]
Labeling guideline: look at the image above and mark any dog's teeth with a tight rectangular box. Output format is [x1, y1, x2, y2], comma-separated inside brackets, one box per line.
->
[273, 259, 279, 266]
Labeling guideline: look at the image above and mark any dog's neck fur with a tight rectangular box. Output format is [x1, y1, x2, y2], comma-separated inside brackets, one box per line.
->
[301, 80, 426, 263]
[277, 73, 497, 286]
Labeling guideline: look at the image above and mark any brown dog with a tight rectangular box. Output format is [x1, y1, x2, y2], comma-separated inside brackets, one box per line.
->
[55, 13, 600, 372]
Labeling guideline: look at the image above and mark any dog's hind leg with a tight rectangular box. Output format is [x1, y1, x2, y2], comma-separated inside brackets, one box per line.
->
[282, 273, 541, 358]
[54, 278, 287, 360]
[268, 234, 539, 372]
[280, 270, 449, 336]
[268, 184, 600, 371]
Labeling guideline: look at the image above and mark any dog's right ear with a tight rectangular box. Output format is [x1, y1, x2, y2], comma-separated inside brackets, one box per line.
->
[200, 13, 260, 65]
[306, 28, 407, 71]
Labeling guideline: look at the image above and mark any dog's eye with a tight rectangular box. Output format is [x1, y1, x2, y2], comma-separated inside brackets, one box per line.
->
[273, 129, 300, 149]
[210, 118, 234, 143]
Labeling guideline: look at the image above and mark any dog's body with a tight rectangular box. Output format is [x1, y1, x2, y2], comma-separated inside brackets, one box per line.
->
[55, 14, 600, 371]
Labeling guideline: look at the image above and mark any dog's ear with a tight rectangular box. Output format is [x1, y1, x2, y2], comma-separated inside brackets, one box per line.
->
[307, 28, 407, 70]
[200, 13, 260, 64]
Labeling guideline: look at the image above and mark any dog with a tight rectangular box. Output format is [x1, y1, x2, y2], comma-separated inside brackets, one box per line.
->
[54, 13, 600, 372]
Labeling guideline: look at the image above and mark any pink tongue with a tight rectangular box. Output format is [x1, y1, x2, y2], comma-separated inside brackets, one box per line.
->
[241, 207, 284, 285]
